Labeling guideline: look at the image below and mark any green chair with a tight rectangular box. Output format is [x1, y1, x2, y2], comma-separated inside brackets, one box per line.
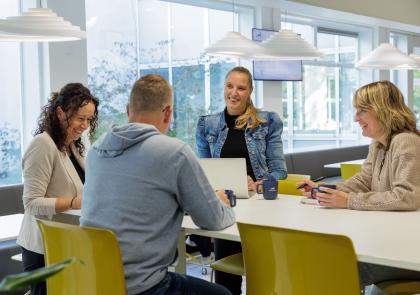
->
[340, 163, 362, 180]
[237, 222, 361, 295]
[37, 219, 126, 295]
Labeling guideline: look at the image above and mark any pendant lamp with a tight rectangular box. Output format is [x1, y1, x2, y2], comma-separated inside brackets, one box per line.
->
[203, 31, 269, 59]
[409, 54, 420, 68]
[0, 8, 86, 42]
[202, 0, 271, 59]
[356, 43, 418, 70]
[256, 29, 324, 60]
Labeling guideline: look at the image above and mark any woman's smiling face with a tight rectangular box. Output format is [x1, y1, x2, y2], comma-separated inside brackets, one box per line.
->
[354, 108, 383, 141]
[224, 71, 253, 116]
[61, 102, 96, 144]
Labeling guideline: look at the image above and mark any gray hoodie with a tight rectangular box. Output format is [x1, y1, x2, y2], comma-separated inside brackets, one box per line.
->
[80, 123, 235, 294]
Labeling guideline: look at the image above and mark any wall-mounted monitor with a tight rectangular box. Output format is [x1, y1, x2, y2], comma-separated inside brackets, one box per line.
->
[252, 28, 302, 81]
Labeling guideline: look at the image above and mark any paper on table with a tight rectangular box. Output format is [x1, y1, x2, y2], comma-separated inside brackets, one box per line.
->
[300, 197, 320, 205]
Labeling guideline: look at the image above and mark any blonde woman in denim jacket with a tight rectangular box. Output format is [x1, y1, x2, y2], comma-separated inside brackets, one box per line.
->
[195, 66, 287, 294]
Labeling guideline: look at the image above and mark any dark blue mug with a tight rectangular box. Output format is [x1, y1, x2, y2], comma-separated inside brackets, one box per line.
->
[224, 190, 236, 207]
[257, 179, 278, 200]
[311, 184, 337, 198]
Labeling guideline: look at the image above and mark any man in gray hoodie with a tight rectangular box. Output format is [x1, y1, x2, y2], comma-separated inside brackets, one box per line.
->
[80, 74, 235, 295]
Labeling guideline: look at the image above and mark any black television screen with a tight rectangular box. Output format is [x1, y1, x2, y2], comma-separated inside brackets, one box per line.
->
[252, 28, 302, 81]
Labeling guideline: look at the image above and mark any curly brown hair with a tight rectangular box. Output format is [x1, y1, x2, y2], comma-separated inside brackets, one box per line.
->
[34, 83, 99, 155]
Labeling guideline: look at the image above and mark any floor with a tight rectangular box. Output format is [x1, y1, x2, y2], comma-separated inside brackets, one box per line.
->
[186, 252, 246, 294]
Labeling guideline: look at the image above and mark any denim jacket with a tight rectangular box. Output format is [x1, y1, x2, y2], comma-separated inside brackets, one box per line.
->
[196, 110, 287, 180]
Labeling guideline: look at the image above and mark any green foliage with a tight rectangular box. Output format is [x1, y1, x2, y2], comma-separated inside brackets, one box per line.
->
[88, 41, 137, 142]
[0, 123, 21, 185]
[87, 40, 236, 148]
[0, 257, 82, 291]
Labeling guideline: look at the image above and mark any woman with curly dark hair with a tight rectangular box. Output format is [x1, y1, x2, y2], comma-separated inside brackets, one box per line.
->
[17, 83, 99, 295]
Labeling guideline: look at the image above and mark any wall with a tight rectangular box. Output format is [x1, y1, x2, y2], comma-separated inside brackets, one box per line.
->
[46, 0, 88, 92]
[289, 0, 420, 27]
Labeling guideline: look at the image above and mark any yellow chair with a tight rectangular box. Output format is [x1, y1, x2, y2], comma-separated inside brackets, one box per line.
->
[237, 222, 361, 295]
[210, 253, 244, 281]
[278, 174, 310, 196]
[340, 163, 362, 180]
[37, 219, 126, 295]
[376, 280, 420, 295]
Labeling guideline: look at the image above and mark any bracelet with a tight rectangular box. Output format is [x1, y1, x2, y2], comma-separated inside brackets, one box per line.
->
[70, 197, 77, 209]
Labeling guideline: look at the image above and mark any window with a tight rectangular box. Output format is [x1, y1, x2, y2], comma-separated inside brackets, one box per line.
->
[389, 32, 407, 91]
[279, 24, 359, 152]
[0, 0, 23, 185]
[413, 47, 420, 127]
[86, 0, 252, 147]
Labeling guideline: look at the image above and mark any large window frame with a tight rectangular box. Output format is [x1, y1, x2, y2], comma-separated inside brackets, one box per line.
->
[274, 20, 364, 153]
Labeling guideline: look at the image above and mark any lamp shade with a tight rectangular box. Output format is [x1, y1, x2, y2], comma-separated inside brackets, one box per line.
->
[256, 29, 324, 60]
[409, 54, 420, 68]
[356, 43, 418, 69]
[0, 8, 86, 42]
[203, 31, 269, 59]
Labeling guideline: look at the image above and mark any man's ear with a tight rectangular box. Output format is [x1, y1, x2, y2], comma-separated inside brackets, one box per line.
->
[163, 106, 172, 123]
[126, 104, 130, 117]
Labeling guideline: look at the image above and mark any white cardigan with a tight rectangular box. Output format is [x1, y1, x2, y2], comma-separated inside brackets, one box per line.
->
[17, 132, 84, 254]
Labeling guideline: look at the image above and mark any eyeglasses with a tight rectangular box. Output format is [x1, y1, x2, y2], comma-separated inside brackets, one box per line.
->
[161, 105, 172, 113]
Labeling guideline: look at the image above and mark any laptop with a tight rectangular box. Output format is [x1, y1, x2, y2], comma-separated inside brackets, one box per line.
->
[198, 158, 256, 199]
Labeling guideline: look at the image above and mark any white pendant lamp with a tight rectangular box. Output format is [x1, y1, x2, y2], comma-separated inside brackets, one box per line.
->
[256, 29, 324, 60]
[356, 43, 418, 70]
[0, 8, 86, 42]
[409, 54, 420, 68]
[203, 31, 269, 59]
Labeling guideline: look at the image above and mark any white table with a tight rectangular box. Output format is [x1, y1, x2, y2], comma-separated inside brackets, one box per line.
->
[183, 195, 420, 272]
[62, 195, 420, 273]
[324, 159, 365, 169]
[0, 213, 23, 242]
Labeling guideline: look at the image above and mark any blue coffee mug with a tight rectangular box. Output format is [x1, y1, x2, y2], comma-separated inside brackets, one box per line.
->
[257, 179, 278, 200]
[311, 184, 337, 198]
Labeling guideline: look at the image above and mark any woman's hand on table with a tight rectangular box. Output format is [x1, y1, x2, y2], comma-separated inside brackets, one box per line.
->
[248, 176, 259, 192]
[71, 195, 82, 209]
[316, 187, 348, 208]
[298, 179, 317, 198]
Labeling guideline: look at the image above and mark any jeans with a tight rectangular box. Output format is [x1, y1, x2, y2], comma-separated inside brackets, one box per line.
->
[137, 272, 231, 295]
[21, 247, 47, 295]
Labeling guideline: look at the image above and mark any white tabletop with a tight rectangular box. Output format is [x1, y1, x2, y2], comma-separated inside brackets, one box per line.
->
[182, 195, 420, 272]
[0, 213, 23, 242]
[324, 159, 365, 168]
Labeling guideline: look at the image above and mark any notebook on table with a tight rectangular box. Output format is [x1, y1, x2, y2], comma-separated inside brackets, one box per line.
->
[198, 158, 256, 199]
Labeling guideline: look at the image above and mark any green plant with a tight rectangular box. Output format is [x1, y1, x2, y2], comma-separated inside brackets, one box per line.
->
[0, 257, 82, 292]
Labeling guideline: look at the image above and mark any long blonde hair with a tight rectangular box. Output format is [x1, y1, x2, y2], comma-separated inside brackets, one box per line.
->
[225, 66, 266, 129]
[353, 80, 420, 147]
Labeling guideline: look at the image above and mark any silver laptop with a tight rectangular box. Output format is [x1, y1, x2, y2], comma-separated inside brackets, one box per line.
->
[198, 158, 256, 199]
